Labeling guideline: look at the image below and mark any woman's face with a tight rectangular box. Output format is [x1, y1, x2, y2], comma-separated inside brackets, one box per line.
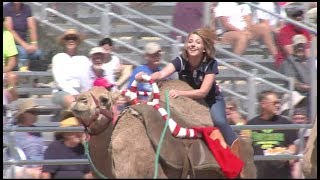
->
[64, 35, 79, 51]
[91, 53, 105, 66]
[186, 34, 205, 58]
[63, 132, 83, 147]
[20, 110, 38, 126]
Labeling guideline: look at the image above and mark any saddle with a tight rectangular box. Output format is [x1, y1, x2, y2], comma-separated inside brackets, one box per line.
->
[129, 104, 225, 179]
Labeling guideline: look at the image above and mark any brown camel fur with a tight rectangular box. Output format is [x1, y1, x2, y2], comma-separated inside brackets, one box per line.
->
[71, 80, 255, 178]
[302, 117, 317, 178]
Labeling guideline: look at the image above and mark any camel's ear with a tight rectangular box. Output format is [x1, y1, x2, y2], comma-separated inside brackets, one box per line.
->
[109, 90, 122, 104]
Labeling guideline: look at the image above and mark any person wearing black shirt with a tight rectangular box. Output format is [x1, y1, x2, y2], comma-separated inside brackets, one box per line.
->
[247, 90, 297, 179]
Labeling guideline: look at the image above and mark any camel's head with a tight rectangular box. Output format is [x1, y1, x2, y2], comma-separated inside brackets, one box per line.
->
[71, 86, 121, 132]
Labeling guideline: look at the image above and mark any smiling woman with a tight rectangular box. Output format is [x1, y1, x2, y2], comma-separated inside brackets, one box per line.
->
[51, 29, 91, 109]
[135, 27, 241, 156]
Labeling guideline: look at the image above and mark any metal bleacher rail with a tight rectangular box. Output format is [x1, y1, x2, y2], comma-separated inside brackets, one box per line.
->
[4, 2, 317, 178]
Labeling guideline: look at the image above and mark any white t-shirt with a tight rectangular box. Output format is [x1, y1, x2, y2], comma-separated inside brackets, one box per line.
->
[52, 53, 91, 95]
[102, 55, 121, 85]
[215, 2, 252, 31]
[255, 2, 278, 27]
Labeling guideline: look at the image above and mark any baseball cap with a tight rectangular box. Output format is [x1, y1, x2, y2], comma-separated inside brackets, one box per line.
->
[293, 107, 307, 116]
[285, 2, 304, 17]
[144, 42, 162, 54]
[292, 34, 307, 46]
[89, 47, 107, 56]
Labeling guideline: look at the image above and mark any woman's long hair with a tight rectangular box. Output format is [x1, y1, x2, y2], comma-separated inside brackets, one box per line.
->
[181, 27, 216, 61]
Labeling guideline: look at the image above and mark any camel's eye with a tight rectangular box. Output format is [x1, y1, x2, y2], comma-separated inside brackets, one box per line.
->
[78, 96, 88, 104]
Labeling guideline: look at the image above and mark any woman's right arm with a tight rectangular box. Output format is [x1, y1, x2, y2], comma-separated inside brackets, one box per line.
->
[40, 172, 51, 179]
[135, 63, 176, 82]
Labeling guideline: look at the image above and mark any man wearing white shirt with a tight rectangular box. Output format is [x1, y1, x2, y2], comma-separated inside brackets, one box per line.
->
[51, 29, 90, 109]
[215, 2, 278, 58]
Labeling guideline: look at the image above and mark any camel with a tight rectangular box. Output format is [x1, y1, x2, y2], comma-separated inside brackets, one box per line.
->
[71, 79, 256, 178]
[302, 117, 317, 178]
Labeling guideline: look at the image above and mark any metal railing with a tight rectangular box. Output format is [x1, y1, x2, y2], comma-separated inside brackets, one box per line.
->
[3, 123, 313, 166]
[245, 2, 317, 123]
[28, 2, 299, 118]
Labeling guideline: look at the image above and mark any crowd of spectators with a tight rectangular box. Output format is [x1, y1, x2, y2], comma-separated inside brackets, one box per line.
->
[3, 2, 316, 179]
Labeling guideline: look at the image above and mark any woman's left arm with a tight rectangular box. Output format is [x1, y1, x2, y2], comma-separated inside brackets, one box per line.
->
[170, 74, 215, 99]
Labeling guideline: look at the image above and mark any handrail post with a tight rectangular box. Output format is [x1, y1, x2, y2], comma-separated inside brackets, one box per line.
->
[310, 36, 317, 123]
[172, 36, 182, 60]
[100, 3, 111, 38]
[39, 2, 47, 21]
[247, 69, 258, 120]
[202, 2, 211, 27]
[288, 77, 295, 119]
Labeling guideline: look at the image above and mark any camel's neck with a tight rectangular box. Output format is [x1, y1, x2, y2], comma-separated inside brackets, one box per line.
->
[87, 118, 115, 178]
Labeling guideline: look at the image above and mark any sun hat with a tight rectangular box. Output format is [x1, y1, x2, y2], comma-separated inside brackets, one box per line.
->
[292, 34, 307, 46]
[144, 42, 162, 54]
[14, 98, 42, 118]
[89, 47, 108, 56]
[57, 29, 85, 45]
[60, 117, 80, 127]
[280, 91, 306, 113]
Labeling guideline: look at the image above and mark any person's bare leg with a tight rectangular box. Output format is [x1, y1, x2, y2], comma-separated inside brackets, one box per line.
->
[221, 31, 250, 56]
[251, 23, 278, 56]
[63, 95, 75, 109]
[5, 72, 18, 102]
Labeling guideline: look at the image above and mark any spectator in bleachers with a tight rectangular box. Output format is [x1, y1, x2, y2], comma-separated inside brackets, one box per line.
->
[279, 34, 311, 94]
[214, 2, 278, 59]
[98, 37, 133, 90]
[291, 107, 311, 178]
[246, 90, 297, 179]
[275, 2, 312, 69]
[3, 2, 43, 71]
[3, 17, 18, 103]
[80, 47, 115, 92]
[171, 2, 211, 40]
[41, 110, 93, 179]
[4, 98, 45, 178]
[128, 42, 174, 102]
[225, 96, 247, 126]
[51, 29, 91, 109]
[255, 2, 284, 34]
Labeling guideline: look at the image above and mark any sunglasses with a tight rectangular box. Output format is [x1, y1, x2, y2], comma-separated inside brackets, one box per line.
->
[226, 106, 236, 111]
[265, 100, 281, 106]
[64, 35, 78, 41]
[26, 110, 37, 115]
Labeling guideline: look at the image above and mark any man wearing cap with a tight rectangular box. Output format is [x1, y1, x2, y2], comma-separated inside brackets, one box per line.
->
[80, 46, 115, 92]
[279, 34, 311, 93]
[275, 2, 312, 69]
[3, 98, 44, 178]
[51, 29, 91, 109]
[127, 42, 174, 99]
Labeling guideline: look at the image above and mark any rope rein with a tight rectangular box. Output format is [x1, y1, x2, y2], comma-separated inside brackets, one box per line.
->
[84, 75, 202, 179]
[121, 75, 202, 139]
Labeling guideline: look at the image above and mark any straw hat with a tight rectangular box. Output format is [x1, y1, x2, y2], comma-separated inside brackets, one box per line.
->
[57, 29, 85, 45]
[280, 91, 306, 113]
[59, 109, 75, 122]
[60, 117, 80, 127]
[14, 99, 42, 118]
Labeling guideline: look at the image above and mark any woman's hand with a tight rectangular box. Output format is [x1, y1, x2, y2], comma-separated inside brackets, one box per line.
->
[168, 89, 180, 98]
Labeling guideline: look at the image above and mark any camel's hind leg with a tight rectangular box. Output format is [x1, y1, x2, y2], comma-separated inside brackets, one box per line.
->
[111, 109, 167, 178]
